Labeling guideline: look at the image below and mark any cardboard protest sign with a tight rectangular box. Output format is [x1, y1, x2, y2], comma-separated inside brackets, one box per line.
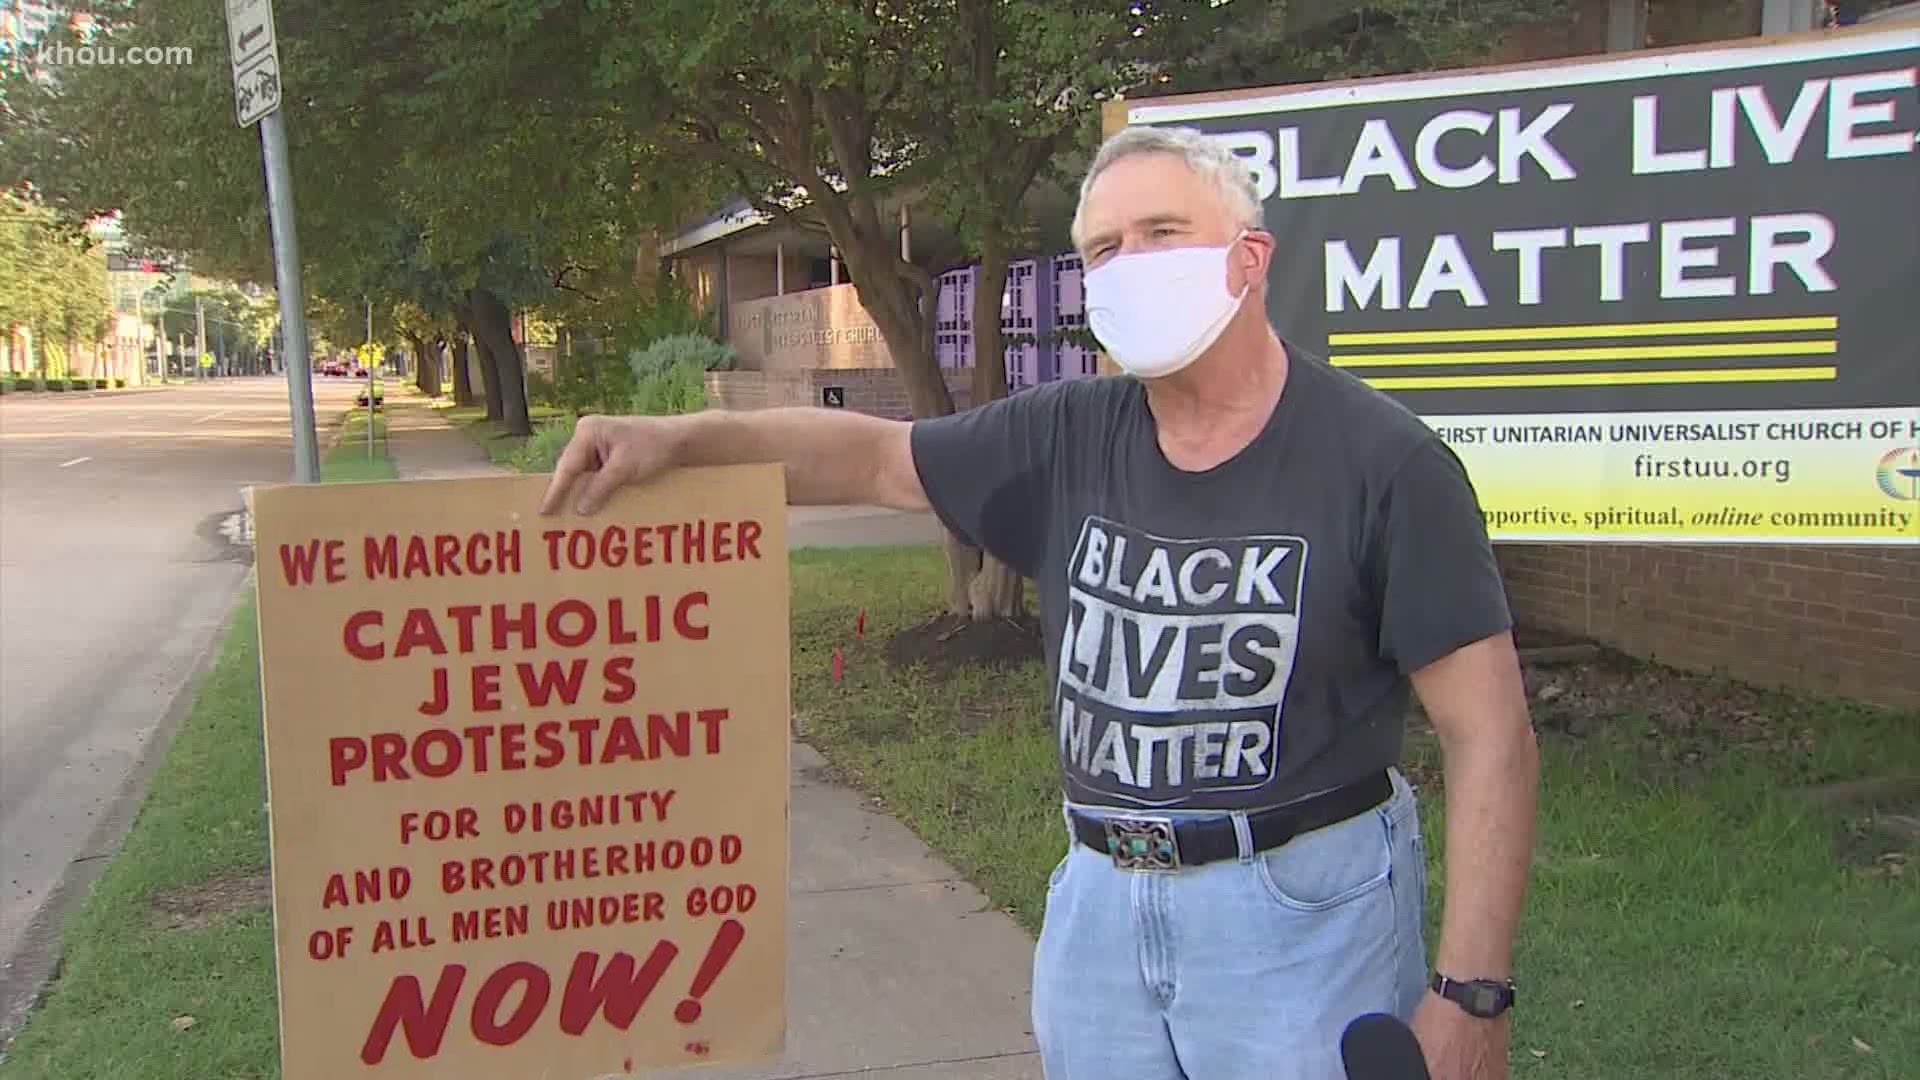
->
[251, 468, 789, 1079]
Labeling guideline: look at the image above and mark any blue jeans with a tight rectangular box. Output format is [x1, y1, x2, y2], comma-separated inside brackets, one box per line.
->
[1031, 770, 1429, 1079]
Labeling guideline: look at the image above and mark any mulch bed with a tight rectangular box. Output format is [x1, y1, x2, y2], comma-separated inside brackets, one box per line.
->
[884, 612, 1044, 675]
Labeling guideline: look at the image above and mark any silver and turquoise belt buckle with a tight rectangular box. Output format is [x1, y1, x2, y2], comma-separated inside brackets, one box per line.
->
[1103, 816, 1180, 872]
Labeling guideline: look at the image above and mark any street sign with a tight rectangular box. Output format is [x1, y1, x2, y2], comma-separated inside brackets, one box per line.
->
[224, 0, 283, 127]
[820, 386, 846, 408]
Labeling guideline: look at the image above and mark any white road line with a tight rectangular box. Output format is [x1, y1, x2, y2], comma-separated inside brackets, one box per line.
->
[57, 456, 92, 468]
[192, 410, 230, 424]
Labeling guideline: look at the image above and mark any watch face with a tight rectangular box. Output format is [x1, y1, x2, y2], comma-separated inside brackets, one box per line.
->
[1472, 985, 1504, 1016]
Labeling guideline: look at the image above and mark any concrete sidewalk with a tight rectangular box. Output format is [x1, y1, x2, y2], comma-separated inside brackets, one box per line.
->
[655, 745, 1042, 1080]
[385, 400, 1042, 1079]
[790, 504, 946, 549]
[385, 400, 509, 480]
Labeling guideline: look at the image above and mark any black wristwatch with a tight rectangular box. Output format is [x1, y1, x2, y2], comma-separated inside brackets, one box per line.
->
[1431, 972, 1516, 1018]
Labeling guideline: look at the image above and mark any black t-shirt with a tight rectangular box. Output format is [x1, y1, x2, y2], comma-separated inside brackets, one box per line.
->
[910, 348, 1513, 812]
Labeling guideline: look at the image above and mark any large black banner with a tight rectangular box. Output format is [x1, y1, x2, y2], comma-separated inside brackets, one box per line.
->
[1127, 29, 1920, 544]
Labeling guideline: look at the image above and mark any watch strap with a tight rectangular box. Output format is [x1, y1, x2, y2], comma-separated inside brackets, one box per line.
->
[1431, 972, 1516, 1017]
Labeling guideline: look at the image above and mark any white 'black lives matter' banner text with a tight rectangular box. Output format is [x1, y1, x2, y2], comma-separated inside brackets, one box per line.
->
[1120, 27, 1920, 544]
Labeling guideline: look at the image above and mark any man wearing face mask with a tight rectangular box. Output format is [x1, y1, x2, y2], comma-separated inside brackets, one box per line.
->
[541, 125, 1539, 1080]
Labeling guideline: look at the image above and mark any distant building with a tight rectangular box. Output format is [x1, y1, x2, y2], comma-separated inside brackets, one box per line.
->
[1, 1, 67, 57]
[2, 2, 101, 83]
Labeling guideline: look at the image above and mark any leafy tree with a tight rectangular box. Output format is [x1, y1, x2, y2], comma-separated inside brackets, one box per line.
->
[1155, 0, 1572, 91]
[893, 1, 1248, 615]
[393, 299, 455, 396]
[0, 192, 111, 376]
[416, 2, 1098, 614]
[1, 0, 699, 435]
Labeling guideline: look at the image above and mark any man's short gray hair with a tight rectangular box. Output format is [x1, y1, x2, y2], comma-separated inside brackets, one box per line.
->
[1070, 125, 1265, 250]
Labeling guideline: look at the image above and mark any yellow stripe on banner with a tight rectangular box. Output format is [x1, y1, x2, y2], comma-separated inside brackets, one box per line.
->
[1329, 340, 1839, 367]
[1362, 366, 1838, 390]
[1327, 316, 1839, 346]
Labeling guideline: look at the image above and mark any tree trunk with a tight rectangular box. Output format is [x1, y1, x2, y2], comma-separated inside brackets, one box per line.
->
[474, 335, 505, 421]
[431, 336, 448, 395]
[773, 92, 1015, 619]
[960, 231, 1026, 619]
[797, 179, 1035, 621]
[833, 233, 1002, 617]
[459, 305, 505, 421]
[838, 236, 955, 420]
[450, 333, 476, 407]
[407, 331, 438, 396]
[468, 287, 532, 437]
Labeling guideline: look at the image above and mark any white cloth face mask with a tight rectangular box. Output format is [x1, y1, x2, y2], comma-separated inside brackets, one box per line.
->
[1083, 231, 1250, 379]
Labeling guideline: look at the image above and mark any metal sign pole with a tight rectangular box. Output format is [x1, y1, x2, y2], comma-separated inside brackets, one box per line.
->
[228, 0, 317, 483]
[365, 299, 375, 461]
[261, 109, 321, 483]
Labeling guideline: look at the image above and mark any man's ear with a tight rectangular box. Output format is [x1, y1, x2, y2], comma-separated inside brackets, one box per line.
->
[1239, 230, 1275, 286]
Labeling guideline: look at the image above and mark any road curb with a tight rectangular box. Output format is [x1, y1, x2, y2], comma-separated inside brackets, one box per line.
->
[0, 386, 178, 402]
[0, 575, 254, 1048]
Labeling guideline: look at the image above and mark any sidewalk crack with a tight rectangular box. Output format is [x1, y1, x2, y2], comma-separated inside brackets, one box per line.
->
[793, 877, 959, 897]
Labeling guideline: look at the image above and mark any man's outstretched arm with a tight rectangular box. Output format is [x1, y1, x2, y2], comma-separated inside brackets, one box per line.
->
[539, 408, 928, 516]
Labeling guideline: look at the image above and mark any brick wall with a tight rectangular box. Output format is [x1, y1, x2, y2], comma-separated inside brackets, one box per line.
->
[703, 371, 769, 411]
[706, 368, 975, 420]
[727, 285, 890, 371]
[1500, 544, 1920, 708]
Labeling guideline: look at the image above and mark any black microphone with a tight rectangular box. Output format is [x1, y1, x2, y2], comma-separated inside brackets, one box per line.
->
[1341, 1012, 1432, 1080]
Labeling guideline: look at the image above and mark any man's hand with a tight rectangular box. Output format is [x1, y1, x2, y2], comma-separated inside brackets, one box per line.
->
[539, 414, 681, 517]
[1410, 992, 1509, 1080]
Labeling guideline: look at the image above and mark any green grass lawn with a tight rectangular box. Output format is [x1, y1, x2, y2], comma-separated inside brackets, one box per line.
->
[320, 411, 396, 482]
[5, 544, 1913, 1078]
[442, 403, 566, 469]
[0, 601, 279, 1078]
[790, 548, 1920, 1080]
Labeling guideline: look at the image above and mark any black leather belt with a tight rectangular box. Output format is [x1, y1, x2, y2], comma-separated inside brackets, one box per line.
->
[1069, 770, 1394, 872]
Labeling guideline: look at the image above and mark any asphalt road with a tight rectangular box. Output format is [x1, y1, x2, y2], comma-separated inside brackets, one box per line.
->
[0, 376, 356, 1033]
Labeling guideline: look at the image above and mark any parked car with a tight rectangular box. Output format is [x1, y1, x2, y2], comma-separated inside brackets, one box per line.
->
[320, 361, 347, 376]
